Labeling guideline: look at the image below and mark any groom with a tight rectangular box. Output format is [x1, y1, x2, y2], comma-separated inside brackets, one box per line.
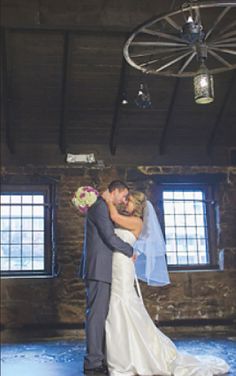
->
[80, 180, 134, 375]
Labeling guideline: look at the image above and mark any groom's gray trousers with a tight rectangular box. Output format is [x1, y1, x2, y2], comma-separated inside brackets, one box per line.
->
[85, 280, 111, 369]
[79, 197, 133, 369]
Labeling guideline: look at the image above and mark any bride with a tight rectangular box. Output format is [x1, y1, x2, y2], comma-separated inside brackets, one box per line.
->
[102, 190, 230, 376]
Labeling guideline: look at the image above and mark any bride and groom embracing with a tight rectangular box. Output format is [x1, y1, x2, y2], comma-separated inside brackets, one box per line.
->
[79, 180, 229, 376]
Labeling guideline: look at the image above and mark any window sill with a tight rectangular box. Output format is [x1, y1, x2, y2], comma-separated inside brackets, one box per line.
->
[0, 274, 56, 279]
[168, 264, 220, 272]
[169, 268, 221, 273]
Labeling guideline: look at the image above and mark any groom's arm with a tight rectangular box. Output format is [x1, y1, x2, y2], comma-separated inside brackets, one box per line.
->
[89, 199, 133, 258]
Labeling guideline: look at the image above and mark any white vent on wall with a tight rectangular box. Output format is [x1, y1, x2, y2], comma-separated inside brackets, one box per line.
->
[66, 153, 96, 164]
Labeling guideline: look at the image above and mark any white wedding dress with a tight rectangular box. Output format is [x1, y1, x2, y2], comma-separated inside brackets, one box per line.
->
[105, 228, 230, 376]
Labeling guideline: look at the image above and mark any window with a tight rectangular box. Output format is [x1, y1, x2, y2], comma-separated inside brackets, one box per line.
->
[156, 183, 217, 270]
[0, 182, 57, 277]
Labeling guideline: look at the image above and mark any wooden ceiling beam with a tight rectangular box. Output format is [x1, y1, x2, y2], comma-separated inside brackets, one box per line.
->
[59, 31, 72, 154]
[110, 56, 128, 155]
[206, 70, 236, 155]
[1, 28, 15, 154]
[157, 0, 179, 155]
[159, 78, 180, 155]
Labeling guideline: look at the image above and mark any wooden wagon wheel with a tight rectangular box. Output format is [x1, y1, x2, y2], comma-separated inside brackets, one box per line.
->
[123, 1, 236, 77]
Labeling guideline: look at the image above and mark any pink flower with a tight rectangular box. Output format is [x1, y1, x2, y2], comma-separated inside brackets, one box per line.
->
[86, 186, 98, 194]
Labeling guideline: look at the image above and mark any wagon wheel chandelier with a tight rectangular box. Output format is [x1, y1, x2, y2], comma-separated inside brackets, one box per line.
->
[123, 1, 236, 104]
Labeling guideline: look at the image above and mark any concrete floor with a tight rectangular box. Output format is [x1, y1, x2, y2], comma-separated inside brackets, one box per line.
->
[1, 337, 236, 376]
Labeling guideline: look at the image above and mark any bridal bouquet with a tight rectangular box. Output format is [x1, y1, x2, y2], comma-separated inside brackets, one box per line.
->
[72, 186, 99, 214]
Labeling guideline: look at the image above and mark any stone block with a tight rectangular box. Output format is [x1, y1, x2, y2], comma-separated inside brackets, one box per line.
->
[219, 248, 236, 270]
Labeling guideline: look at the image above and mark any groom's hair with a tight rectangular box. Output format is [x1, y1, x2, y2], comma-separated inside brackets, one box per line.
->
[108, 180, 129, 192]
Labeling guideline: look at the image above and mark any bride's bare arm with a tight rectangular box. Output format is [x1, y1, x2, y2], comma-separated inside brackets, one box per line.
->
[102, 192, 142, 233]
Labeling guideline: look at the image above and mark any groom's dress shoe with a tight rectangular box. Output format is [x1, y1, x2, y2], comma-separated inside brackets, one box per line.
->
[84, 364, 109, 375]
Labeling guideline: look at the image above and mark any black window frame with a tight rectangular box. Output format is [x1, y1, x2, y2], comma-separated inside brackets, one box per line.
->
[153, 180, 219, 271]
[0, 178, 57, 278]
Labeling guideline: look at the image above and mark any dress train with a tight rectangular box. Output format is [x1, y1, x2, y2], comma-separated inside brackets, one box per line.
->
[105, 229, 230, 376]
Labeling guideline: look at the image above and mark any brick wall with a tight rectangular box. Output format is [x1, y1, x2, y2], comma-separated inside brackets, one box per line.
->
[1, 164, 236, 338]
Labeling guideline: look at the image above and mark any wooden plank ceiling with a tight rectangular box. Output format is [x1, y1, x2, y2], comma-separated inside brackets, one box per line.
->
[1, 0, 236, 156]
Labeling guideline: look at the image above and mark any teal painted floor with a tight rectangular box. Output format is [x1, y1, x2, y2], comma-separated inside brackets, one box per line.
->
[1, 338, 235, 375]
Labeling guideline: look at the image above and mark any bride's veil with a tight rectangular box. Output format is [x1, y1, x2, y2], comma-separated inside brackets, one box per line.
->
[134, 200, 170, 286]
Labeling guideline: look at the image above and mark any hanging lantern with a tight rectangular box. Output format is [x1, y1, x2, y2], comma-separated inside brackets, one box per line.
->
[193, 63, 214, 104]
[134, 83, 152, 109]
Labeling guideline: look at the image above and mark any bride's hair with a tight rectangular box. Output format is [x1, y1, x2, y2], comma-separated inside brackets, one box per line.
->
[129, 191, 147, 218]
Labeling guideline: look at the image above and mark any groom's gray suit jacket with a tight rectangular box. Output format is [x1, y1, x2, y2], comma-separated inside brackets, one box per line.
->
[80, 196, 133, 283]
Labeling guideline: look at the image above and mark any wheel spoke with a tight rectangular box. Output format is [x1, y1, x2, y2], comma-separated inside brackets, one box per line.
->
[217, 20, 236, 37]
[140, 58, 163, 67]
[208, 49, 232, 67]
[142, 28, 186, 44]
[132, 41, 187, 47]
[164, 16, 182, 31]
[211, 37, 236, 44]
[178, 52, 196, 73]
[210, 43, 236, 47]
[140, 57, 176, 68]
[140, 51, 185, 67]
[155, 51, 192, 73]
[205, 6, 231, 40]
[216, 30, 236, 41]
[130, 47, 188, 58]
[210, 46, 236, 56]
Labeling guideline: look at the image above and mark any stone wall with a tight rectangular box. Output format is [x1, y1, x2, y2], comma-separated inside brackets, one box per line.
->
[1, 164, 236, 339]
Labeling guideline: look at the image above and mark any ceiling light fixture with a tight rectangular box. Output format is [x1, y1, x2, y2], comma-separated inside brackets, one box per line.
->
[134, 83, 152, 109]
[123, 1, 236, 104]
[194, 61, 214, 104]
[121, 91, 128, 105]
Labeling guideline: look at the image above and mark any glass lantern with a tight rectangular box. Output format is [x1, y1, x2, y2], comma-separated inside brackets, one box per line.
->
[193, 63, 214, 104]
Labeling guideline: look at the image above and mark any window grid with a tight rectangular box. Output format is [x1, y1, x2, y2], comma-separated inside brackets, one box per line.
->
[1, 194, 45, 272]
[163, 190, 209, 266]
